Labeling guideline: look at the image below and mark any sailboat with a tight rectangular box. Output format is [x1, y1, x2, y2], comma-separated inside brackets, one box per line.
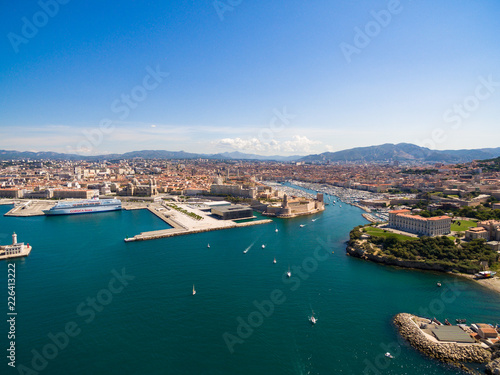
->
[273, 257, 277, 264]
[192, 284, 196, 295]
[309, 308, 317, 324]
[286, 265, 291, 278]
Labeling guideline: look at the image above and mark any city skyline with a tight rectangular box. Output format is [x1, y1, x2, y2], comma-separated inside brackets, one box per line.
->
[1, 0, 500, 156]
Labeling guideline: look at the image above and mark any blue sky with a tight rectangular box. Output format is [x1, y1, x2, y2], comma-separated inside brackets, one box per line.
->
[1, 0, 499, 156]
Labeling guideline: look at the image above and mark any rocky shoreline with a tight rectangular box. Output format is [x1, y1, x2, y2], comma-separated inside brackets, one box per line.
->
[347, 242, 452, 272]
[346, 241, 500, 296]
[393, 313, 497, 373]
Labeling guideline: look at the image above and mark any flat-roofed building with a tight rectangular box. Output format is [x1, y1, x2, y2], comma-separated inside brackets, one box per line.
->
[477, 220, 500, 241]
[476, 324, 499, 340]
[465, 227, 489, 241]
[431, 325, 475, 343]
[388, 209, 451, 236]
[211, 205, 253, 220]
[0, 189, 23, 199]
[53, 189, 99, 199]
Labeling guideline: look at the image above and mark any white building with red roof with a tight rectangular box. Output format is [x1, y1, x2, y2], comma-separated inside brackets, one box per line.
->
[388, 209, 451, 236]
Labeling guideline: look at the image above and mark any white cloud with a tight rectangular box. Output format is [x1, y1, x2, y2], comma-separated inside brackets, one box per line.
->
[213, 135, 327, 155]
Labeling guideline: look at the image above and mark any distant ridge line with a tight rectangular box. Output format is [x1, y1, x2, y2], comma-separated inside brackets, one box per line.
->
[1, 143, 499, 163]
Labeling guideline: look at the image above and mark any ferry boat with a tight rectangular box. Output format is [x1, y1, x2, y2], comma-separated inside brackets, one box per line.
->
[43, 197, 122, 216]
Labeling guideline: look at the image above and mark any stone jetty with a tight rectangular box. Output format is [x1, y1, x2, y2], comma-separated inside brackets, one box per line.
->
[393, 313, 491, 368]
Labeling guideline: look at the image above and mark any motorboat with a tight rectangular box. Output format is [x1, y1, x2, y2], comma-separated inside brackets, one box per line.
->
[192, 284, 196, 295]
[273, 257, 276, 264]
[385, 352, 394, 359]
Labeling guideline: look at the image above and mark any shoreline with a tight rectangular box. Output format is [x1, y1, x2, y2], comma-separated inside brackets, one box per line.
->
[346, 243, 500, 296]
[454, 273, 500, 295]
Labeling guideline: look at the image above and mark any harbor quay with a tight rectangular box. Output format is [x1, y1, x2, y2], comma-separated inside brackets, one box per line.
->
[123, 201, 273, 242]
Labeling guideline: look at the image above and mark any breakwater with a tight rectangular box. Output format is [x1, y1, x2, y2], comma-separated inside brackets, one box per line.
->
[393, 313, 491, 369]
[126, 219, 273, 242]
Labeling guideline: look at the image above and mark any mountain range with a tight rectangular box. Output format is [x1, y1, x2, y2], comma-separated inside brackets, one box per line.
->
[1, 143, 500, 164]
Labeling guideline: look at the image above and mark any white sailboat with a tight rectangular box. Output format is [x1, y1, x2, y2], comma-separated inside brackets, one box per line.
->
[192, 284, 196, 295]
[309, 309, 317, 324]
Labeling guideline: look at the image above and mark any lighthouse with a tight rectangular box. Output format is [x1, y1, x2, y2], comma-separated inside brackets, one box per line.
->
[12, 232, 17, 245]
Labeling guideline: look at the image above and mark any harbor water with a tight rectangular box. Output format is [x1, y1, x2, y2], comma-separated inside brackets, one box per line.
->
[1, 190, 499, 374]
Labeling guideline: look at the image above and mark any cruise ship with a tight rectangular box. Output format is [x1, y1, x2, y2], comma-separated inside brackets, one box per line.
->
[43, 197, 122, 216]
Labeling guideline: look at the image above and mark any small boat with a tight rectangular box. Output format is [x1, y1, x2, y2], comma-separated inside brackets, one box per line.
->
[273, 257, 276, 264]
[444, 319, 451, 326]
[192, 284, 196, 295]
[243, 249, 249, 254]
[286, 266, 291, 278]
[385, 352, 394, 359]
[312, 219, 317, 222]
[275, 228, 278, 232]
[432, 317, 443, 325]
[474, 271, 497, 279]
[262, 244, 266, 249]
[310, 316, 317, 325]
[456, 319, 467, 324]
[437, 282, 442, 287]
[299, 224, 306, 228]
[207, 243, 210, 248]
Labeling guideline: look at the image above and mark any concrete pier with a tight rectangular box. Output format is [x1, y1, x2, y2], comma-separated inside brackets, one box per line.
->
[124, 202, 273, 242]
[4, 200, 54, 216]
[125, 219, 273, 242]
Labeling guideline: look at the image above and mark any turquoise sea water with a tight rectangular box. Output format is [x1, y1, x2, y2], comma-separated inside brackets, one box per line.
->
[1, 190, 499, 375]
